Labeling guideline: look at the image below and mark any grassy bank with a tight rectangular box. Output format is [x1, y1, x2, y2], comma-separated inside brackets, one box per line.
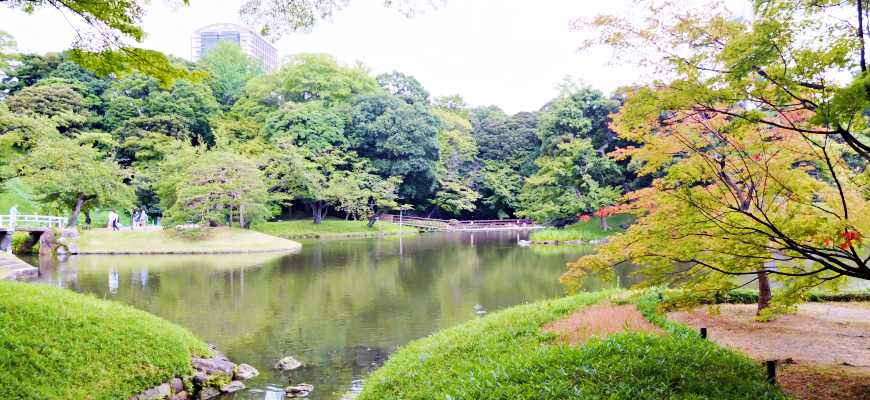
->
[358, 290, 785, 400]
[0, 281, 211, 399]
[253, 219, 418, 239]
[530, 214, 634, 243]
[72, 227, 301, 254]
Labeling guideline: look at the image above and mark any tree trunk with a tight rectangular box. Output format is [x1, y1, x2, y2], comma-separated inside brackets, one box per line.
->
[239, 203, 245, 229]
[426, 205, 438, 219]
[367, 211, 382, 228]
[599, 214, 609, 231]
[312, 201, 327, 224]
[67, 194, 85, 228]
[757, 269, 772, 315]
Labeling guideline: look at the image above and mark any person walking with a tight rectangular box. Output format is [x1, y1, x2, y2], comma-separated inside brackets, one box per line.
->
[139, 209, 148, 228]
[8, 205, 18, 230]
[108, 210, 120, 232]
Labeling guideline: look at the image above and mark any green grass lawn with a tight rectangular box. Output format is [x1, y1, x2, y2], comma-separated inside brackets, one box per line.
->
[358, 290, 786, 400]
[530, 214, 635, 243]
[253, 219, 419, 239]
[73, 227, 301, 254]
[0, 178, 41, 214]
[0, 281, 211, 399]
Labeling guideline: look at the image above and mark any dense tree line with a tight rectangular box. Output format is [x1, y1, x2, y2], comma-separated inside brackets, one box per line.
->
[0, 41, 638, 227]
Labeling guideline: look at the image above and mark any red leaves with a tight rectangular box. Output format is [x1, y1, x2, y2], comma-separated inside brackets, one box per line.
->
[579, 214, 591, 222]
[825, 230, 863, 250]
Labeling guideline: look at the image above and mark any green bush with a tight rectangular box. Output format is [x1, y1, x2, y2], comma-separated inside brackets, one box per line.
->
[657, 288, 870, 311]
[0, 281, 210, 399]
[359, 290, 785, 400]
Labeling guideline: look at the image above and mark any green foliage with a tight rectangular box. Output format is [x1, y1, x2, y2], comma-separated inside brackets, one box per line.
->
[0, 281, 210, 399]
[165, 151, 271, 227]
[0, 31, 15, 70]
[518, 139, 622, 223]
[377, 71, 430, 104]
[538, 86, 619, 155]
[17, 137, 133, 226]
[264, 101, 349, 151]
[5, 82, 89, 131]
[349, 93, 440, 203]
[199, 41, 264, 107]
[247, 53, 380, 105]
[359, 290, 786, 400]
[572, 0, 870, 301]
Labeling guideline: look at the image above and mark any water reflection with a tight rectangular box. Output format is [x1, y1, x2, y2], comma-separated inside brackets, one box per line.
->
[32, 232, 631, 399]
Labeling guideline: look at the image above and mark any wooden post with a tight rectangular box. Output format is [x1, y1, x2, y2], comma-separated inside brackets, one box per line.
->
[700, 327, 707, 339]
[765, 360, 777, 385]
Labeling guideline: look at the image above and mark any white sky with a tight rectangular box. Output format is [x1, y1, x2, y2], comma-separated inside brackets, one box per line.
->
[0, 0, 751, 114]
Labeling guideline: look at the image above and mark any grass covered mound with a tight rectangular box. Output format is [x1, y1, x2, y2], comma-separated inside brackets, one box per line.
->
[0, 281, 210, 399]
[73, 227, 301, 254]
[253, 219, 417, 239]
[358, 291, 786, 400]
[530, 214, 634, 243]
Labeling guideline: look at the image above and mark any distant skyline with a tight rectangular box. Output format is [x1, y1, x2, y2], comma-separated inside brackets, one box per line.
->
[0, 0, 751, 113]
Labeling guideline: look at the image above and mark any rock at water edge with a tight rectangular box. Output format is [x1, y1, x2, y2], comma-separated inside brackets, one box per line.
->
[235, 363, 259, 380]
[274, 356, 303, 371]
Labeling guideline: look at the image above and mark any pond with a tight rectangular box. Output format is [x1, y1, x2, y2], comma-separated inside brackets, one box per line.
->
[29, 231, 632, 399]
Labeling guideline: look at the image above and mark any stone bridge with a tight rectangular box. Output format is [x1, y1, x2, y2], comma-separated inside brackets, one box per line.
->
[0, 214, 66, 255]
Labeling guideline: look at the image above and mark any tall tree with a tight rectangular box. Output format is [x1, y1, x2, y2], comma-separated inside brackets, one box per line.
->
[17, 137, 133, 227]
[538, 86, 619, 156]
[377, 71, 430, 105]
[165, 151, 271, 227]
[571, 0, 870, 314]
[199, 41, 264, 107]
[349, 93, 440, 204]
[246, 53, 380, 106]
[5, 82, 90, 133]
[518, 139, 622, 224]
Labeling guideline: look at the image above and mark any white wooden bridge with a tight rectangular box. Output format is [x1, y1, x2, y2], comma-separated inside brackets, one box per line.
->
[382, 215, 541, 232]
[0, 214, 66, 255]
[0, 214, 66, 231]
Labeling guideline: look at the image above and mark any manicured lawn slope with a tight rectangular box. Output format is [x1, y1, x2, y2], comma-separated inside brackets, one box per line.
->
[359, 291, 786, 400]
[73, 227, 301, 254]
[254, 219, 418, 239]
[530, 214, 634, 242]
[0, 281, 210, 399]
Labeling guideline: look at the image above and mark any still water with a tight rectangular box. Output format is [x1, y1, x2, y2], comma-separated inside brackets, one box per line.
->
[30, 231, 622, 399]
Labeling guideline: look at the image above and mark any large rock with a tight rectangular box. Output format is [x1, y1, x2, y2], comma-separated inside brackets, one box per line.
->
[197, 387, 221, 400]
[130, 383, 170, 400]
[192, 356, 236, 376]
[169, 378, 184, 394]
[220, 381, 245, 393]
[274, 356, 303, 371]
[285, 383, 314, 398]
[234, 363, 259, 380]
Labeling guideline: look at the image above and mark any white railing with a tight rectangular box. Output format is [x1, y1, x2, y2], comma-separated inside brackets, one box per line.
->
[0, 215, 66, 230]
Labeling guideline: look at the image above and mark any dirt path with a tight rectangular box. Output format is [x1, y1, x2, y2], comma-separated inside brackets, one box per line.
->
[542, 302, 662, 345]
[669, 303, 870, 400]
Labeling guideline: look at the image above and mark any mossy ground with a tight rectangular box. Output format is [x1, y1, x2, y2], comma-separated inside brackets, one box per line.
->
[253, 219, 418, 239]
[0, 281, 211, 399]
[358, 290, 786, 400]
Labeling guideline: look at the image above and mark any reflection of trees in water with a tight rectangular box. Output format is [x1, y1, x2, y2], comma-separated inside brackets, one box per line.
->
[36, 232, 580, 400]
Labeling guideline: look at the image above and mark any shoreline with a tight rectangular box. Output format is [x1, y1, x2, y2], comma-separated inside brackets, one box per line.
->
[70, 247, 301, 255]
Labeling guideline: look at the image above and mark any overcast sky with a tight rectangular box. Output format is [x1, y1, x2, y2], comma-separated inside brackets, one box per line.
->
[0, 0, 751, 114]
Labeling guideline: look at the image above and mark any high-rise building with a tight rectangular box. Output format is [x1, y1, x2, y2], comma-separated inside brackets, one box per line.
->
[191, 23, 278, 72]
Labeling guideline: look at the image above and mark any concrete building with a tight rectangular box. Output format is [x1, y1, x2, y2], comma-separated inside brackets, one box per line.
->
[191, 23, 278, 72]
